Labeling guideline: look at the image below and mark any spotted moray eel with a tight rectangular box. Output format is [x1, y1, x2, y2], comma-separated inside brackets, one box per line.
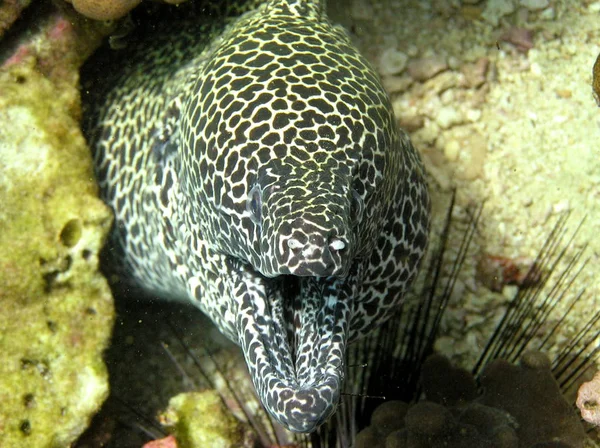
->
[82, 0, 430, 433]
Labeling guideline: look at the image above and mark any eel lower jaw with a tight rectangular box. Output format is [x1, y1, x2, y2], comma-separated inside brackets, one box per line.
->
[236, 278, 350, 433]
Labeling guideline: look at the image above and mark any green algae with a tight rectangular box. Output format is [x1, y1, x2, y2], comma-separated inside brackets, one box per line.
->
[0, 60, 114, 447]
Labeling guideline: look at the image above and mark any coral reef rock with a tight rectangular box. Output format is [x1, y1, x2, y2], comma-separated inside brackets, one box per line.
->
[577, 370, 600, 427]
[0, 8, 114, 445]
[0, 0, 32, 39]
[158, 391, 249, 448]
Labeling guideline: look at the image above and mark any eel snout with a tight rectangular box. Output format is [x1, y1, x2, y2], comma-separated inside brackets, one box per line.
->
[236, 278, 351, 433]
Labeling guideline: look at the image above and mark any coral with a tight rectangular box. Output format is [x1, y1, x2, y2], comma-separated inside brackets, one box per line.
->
[63, 0, 191, 21]
[355, 398, 518, 448]
[356, 400, 518, 448]
[370, 401, 409, 438]
[479, 351, 586, 447]
[576, 371, 600, 427]
[355, 352, 588, 448]
[66, 0, 141, 21]
[158, 391, 248, 448]
[0, 0, 32, 39]
[0, 3, 115, 446]
[421, 353, 478, 406]
[1, 3, 115, 87]
[0, 60, 114, 446]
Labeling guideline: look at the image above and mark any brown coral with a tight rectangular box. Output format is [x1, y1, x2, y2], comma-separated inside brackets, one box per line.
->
[355, 352, 588, 448]
[69, 0, 141, 21]
[480, 351, 586, 447]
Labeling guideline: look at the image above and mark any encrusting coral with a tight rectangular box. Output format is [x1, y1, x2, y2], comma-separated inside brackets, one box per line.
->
[479, 351, 586, 447]
[577, 371, 600, 428]
[65, 0, 141, 21]
[63, 0, 191, 21]
[0, 0, 32, 38]
[0, 62, 114, 448]
[156, 391, 250, 448]
[355, 351, 589, 448]
[0, 3, 116, 446]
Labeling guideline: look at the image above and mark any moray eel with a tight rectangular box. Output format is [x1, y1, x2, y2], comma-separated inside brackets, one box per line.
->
[83, 0, 430, 433]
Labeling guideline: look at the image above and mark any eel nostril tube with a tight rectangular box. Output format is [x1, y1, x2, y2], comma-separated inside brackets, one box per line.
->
[287, 238, 303, 251]
[329, 238, 346, 252]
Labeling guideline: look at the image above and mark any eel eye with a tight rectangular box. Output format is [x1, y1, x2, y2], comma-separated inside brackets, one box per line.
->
[350, 189, 364, 227]
[247, 185, 262, 225]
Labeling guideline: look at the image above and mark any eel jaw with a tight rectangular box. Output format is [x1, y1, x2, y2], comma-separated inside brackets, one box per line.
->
[236, 277, 351, 433]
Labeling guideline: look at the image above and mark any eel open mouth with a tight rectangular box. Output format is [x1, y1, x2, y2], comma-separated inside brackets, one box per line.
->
[236, 276, 351, 433]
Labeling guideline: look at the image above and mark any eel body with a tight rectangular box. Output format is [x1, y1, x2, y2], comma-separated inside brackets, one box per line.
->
[83, 0, 430, 433]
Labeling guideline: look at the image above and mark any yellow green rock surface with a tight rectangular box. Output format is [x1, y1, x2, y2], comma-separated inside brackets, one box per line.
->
[159, 391, 245, 448]
[0, 55, 114, 446]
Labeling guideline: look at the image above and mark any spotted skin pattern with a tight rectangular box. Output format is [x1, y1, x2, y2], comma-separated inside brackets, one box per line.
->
[83, 0, 430, 433]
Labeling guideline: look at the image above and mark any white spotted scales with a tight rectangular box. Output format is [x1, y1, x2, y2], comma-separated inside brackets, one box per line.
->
[83, 0, 430, 433]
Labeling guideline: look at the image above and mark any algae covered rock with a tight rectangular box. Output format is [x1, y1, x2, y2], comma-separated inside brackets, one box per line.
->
[158, 391, 247, 448]
[0, 53, 114, 446]
[577, 370, 600, 427]
[0, 0, 32, 39]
